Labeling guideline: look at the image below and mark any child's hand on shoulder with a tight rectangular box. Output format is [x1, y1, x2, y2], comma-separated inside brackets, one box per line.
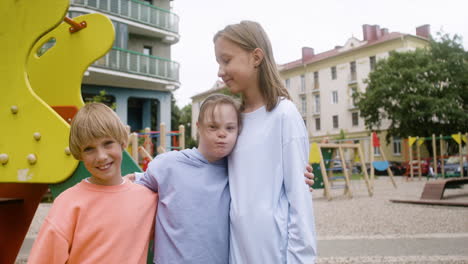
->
[123, 173, 136, 182]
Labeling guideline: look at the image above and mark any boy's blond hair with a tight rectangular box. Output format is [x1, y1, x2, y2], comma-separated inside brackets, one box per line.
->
[69, 103, 128, 160]
[213, 20, 290, 112]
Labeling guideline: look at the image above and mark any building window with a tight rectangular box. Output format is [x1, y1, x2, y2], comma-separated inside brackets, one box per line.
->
[285, 78, 290, 89]
[370, 56, 376, 71]
[300, 75, 305, 92]
[314, 71, 319, 89]
[315, 118, 321, 131]
[332, 115, 339, 129]
[331, 66, 337, 80]
[352, 112, 359, 126]
[300, 96, 307, 115]
[350, 61, 356, 81]
[393, 137, 402, 155]
[332, 91, 338, 104]
[374, 146, 381, 156]
[143, 46, 152, 56]
[314, 95, 320, 113]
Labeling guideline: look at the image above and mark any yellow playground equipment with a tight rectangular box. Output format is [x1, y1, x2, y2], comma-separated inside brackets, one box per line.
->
[0, 1, 132, 262]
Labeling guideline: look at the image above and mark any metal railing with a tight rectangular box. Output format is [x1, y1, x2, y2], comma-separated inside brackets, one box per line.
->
[93, 47, 179, 82]
[71, 0, 179, 33]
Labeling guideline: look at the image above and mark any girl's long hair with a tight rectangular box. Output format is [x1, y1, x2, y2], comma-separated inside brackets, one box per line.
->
[214, 21, 290, 112]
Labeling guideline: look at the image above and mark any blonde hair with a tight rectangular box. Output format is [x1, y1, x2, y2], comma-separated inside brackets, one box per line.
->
[198, 94, 242, 139]
[69, 103, 128, 160]
[214, 20, 290, 112]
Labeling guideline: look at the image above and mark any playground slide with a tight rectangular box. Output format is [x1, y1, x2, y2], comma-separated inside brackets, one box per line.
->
[0, 1, 133, 262]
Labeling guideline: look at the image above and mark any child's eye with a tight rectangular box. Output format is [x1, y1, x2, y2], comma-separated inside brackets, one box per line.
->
[83, 147, 93, 152]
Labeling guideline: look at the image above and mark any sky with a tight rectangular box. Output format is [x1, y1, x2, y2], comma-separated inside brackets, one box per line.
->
[171, 0, 468, 107]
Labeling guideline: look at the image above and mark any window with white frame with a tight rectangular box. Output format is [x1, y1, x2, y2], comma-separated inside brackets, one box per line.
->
[370, 56, 376, 71]
[314, 95, 320, 113]
[315, 118, 321, 131]
[393, 137, 402, 155]
[374, 146, 381, 156]
[300, 75, 305, 92]
[352, 112, 359, 126]
[313, 71, 319, 89]
[332, 91, 338, 104]
[331, 66, 337, 80]
[332, 115, 339, 129]
[300, 96, 307, 115]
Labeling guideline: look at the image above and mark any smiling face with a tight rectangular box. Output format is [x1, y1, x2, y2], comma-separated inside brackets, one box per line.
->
[197, 103, 239, 162]
[80, 136, 123, 186]
[215, 36, 259, 94]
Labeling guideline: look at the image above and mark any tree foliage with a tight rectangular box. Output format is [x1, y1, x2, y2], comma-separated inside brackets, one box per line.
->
[355, 33, 468, 141]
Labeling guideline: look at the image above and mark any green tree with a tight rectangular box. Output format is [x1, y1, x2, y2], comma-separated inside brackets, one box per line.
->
[355, 33, 468, 142]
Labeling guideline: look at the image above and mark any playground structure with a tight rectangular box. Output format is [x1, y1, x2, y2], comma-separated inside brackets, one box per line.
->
[310, 132, 399, 200]
[128, 124, 185, 170]
[0, 1, 148, 262]
[406, 133, 467, 180]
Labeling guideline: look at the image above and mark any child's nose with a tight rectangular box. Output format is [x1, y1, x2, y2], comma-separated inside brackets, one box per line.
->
[96, 148, 108, 160]
[217, 66, 225, 77]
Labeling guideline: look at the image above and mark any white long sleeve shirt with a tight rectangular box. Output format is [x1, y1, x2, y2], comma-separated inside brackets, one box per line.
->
[228, 99, 317, 264]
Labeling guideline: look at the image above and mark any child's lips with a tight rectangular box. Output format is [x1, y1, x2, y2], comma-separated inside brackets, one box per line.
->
[97, 162, 112, 170]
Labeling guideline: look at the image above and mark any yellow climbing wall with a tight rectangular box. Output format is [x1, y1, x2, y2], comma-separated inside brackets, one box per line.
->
[0, 0, 114, 183]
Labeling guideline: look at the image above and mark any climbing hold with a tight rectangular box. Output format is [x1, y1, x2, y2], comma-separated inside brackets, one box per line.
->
[64, 147, 71, 155]
[11, 105, 19, 114]
[27, 154, 37, 165]
[0, 153, 9, 165]
[33, 132, 42, 141]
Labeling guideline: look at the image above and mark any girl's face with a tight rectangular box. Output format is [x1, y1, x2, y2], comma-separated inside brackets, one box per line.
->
[215, 37, 258, 94]
[197, 103, 239, 162]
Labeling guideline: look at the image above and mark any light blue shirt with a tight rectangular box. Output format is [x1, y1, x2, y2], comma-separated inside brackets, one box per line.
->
[228, 99, 317, 263]
[136, 148, 230, 264]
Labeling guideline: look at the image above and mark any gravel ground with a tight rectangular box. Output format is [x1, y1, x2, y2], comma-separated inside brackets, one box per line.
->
[16, 177, 468, 263]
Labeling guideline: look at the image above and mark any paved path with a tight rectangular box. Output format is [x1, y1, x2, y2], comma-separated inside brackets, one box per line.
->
[318, 235, 468, 258]
[18, 234, 468, 263]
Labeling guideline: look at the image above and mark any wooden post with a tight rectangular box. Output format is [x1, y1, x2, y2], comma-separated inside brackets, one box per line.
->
[159, 123, 166, 152]
[144, 127, 152, 155]
[317, 145, 332, 200]
[416, 136, 422, 180]
[338, 145, 352, 198]
[432, 134, 437, 179]
[379, 145, 397, 188]
[370, 134, 375, 186]
[459, 132, 463, 178]
[357, 144, 373, 196]
[179, 125, 185, 150]
[409, 137, 413, 181]
[440, 134, 445, 178]
[131, 132, 138, 162]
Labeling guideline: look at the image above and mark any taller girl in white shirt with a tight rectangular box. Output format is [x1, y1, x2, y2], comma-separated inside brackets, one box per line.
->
[214, 21, 317, 263]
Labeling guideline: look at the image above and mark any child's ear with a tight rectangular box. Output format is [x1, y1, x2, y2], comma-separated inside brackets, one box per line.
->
[252, 48, 264, 67]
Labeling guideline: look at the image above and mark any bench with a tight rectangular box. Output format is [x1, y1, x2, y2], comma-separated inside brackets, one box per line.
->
[420, 177, 468, 200]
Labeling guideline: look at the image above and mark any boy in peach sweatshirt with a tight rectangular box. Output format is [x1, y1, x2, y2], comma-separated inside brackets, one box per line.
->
[27, 103, 157, 264]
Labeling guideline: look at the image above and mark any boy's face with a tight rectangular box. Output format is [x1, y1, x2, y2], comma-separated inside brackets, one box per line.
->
[80, 136, 123, 185]
[198, 104, 239, 162]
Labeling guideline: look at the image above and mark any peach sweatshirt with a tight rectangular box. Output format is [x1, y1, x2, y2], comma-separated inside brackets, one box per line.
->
[27, 179, 157, 264]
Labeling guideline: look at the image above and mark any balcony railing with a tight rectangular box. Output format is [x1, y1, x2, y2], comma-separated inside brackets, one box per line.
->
[93, 47, 179, 82]
[70, 0, 179, 33]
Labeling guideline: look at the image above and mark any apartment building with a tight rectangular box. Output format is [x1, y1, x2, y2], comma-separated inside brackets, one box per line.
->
[280, 24, 430, 161]
[68, 0, 180, 136]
